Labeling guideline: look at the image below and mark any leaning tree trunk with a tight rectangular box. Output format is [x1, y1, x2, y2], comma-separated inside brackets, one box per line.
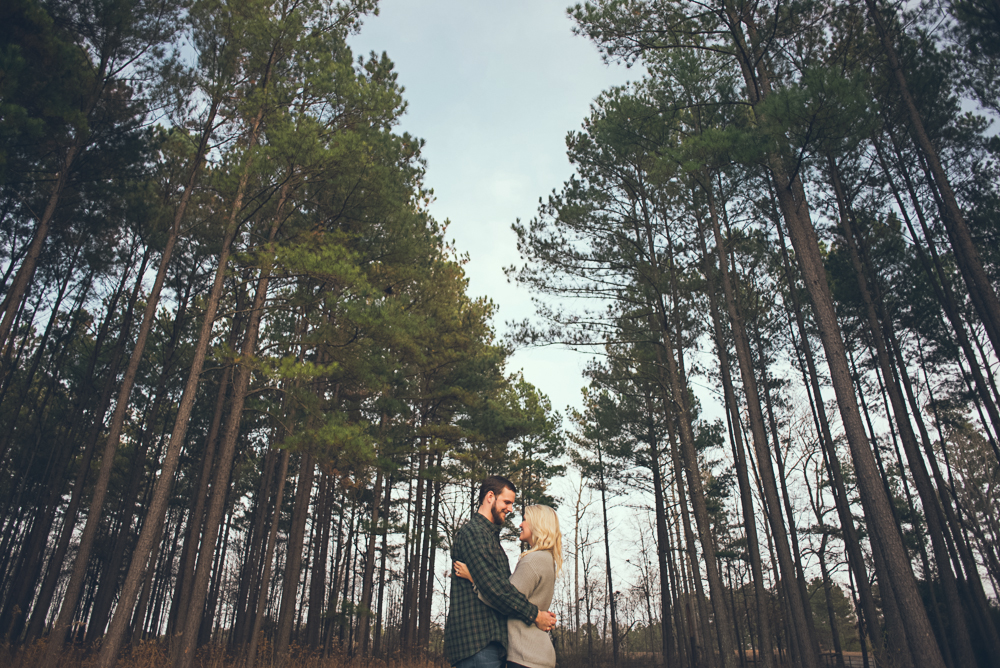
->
[872, 133, 1000, 450]
[718, 6, 947, 663]
[863, 0, 1000, 357]
[0, 145, 79, 350]
[273, 451, 316, 662]
[695, 201, 777, 668]
[175, 194, 290, 668]
[642, 200, 737, 668]
[705, 177, 821, 668]
[775, 219, 887, 663]
[830, 156, 978, 667]
[245, 449, 291, 668]
[93, 96, 262, 668]
[40, 101, 218, 668]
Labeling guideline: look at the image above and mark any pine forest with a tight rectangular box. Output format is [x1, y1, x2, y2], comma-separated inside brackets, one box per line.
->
[0, 0, 998, 667]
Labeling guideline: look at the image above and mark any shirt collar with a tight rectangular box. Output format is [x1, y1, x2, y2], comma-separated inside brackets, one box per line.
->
[473, 511, 503, 535]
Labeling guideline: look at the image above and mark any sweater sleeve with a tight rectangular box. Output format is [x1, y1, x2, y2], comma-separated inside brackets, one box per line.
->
[508, 558, 542, 617]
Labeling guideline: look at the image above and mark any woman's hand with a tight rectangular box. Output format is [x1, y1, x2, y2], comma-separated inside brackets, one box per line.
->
[453, 561, 472, 582]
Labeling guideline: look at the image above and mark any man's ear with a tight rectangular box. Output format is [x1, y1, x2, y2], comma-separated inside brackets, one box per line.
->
[483, 491, 495, 506]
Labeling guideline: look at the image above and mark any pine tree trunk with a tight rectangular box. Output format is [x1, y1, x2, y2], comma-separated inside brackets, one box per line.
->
[695, 210, 776, 668]
[40, 103, 217, 668]
[357, 468, 385, 654]
[86, 282, 190, 645]
[642, 392, 678, 667]
[702, 179, 820, 668]
[418, 473, 442, 647]
[274, 451, 315, 661]
[92, 96, 260, 668]
[645, 206, 737, 668]
[724, 5, 946, 663]
[662, 383, 730, 668]
[598, 450, 620, 666]
[401, 452, 426, 648]
[872, 134, 1000, 450]
[233, 447, 278, 647]
[767, 109, 946, 668]
[323, 493, 350, 656]
[245, 448, 290, 668]
[372, 476, 393, 657]
[863, 0, 1000, 357]
[0, 147, 78, 349]
[778, 289, 883, 660]
[169, 363, 231, 640]
[830, 156, 977, 667]
[307, 473, 332, 648]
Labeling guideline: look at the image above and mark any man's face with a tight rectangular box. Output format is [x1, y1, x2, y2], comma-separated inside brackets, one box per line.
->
[489, 487, 516, 525]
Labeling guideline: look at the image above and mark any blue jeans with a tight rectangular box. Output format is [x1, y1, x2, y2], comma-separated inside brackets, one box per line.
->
[455, 641, 505, 668]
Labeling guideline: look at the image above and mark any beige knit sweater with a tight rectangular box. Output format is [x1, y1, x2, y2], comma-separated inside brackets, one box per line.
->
[483, 550, 556, 668]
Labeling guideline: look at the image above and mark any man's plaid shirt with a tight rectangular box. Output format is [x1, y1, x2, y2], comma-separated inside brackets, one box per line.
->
[444, 513, 538, 665]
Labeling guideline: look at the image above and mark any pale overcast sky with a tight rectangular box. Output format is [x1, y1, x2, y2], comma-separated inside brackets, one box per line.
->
[348, 1, 638, 416]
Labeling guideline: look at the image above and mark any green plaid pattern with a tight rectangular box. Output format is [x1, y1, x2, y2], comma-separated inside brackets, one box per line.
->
[444, 513, 539, 665]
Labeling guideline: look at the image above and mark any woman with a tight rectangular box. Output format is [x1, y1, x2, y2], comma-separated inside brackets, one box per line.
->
[454, 504, 562, 668]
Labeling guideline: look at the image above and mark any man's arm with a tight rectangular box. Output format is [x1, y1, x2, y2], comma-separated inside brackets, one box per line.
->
[463, 529, 538, 625]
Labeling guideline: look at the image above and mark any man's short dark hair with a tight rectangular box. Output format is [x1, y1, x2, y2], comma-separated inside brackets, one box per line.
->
[478, 475, 517, 507]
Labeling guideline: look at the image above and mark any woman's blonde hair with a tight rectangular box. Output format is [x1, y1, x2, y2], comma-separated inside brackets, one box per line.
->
[521, 505, 563, 575]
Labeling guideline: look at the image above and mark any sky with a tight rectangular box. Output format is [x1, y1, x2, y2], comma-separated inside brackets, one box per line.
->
[347, 0, 639, 417]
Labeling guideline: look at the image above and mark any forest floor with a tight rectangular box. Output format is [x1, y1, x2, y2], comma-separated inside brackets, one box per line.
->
[0, 641, 453, 668]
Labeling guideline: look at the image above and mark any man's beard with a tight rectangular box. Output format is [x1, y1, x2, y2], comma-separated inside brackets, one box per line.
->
[490, 500, 505, 525]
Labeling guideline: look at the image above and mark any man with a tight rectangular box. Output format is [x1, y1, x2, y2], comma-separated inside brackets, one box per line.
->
[445, 475, 557, 668]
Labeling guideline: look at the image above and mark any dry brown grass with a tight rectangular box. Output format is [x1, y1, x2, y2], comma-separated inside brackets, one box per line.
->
[0, 640, 452, 668]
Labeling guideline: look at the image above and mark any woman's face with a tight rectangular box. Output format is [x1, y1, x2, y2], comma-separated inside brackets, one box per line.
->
[519, 517, 533, 546]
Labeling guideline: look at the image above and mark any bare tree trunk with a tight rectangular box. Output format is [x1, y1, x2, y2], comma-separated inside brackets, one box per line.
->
[695, 208, 776, 668]
[724, 4, 946, 663]
[245, 449, 290, 668]
[357, 468, 385, 654]
[93, 95, 260, 668]
[830, 156, 977, 667]
[40, 101, 218, 668]
[274, 452, 315, 661]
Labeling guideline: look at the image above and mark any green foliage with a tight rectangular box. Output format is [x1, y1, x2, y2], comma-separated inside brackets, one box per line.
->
[807, 577, 861, 652]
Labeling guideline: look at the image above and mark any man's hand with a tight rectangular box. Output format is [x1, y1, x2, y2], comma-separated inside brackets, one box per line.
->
[534, 610, 556, 632]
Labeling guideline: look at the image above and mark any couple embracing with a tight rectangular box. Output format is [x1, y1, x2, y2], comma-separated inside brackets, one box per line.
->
[444, 475, 562, 668]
